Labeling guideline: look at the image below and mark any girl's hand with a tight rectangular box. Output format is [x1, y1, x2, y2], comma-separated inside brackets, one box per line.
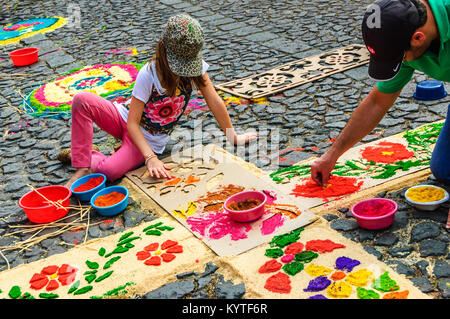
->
[233, 132, 258, 145]
[146, 157, 172, 179]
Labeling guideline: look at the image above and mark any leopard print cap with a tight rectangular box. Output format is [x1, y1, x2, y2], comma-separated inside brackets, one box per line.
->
[162, 14, 204, 77]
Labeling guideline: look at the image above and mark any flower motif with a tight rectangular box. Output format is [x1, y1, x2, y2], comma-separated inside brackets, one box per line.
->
[29, 63, 140, 114]
[136, 240, 183, 266]
[29, 264, 78, 291]
[361, 141, 414, 164]
[144, 95, 185, 126]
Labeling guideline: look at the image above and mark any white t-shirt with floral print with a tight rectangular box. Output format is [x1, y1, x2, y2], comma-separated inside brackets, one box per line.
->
[114, 60, 209, 154]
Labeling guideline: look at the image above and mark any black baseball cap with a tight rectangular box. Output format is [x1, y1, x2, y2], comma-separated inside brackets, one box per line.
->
[362, 0, 421, 81]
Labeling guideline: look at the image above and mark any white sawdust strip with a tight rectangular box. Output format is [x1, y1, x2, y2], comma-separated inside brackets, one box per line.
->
[0, 216, 215, 299]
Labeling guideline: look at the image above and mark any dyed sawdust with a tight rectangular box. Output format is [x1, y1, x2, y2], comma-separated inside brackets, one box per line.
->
[195, 184, 245, 212]
[290, 175, 363, 200]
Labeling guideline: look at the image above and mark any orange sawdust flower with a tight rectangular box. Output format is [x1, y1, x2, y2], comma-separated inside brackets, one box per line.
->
[360, 141, 414, 164]
[383, 290, 409, 299]
[185, 175, 200, 184]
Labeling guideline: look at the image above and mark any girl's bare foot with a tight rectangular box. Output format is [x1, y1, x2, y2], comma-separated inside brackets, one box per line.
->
[65, 168, 92, 188]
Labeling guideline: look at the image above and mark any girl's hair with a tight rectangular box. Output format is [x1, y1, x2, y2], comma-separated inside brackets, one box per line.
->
[152, 40, 205, 97]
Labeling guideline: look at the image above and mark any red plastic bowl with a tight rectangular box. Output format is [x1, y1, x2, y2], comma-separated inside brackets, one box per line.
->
[351, 198, 398, 230]
[8, 47, 39, 66]
[224, 190, 267, 223]
[18, 185, 71, 223]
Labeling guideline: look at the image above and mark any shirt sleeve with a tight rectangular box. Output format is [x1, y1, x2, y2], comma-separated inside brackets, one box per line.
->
[132, 63, 154, 103]
[376, 63, 415, 94]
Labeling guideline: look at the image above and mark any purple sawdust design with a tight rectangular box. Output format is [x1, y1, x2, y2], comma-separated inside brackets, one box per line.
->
[335, 256, 360, 272]
[303, 276, 332, 292]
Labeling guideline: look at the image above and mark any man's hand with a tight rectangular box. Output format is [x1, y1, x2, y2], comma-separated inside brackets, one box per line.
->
[310, 153, 337, 187]
[309, 86, 400, 187]
[146, 157, 172, 179]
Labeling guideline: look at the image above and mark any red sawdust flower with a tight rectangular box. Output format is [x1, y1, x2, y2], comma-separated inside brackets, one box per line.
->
[264, 272, 291, 294]
[305, 239, 346, 253]
[360, 141, 414, 164]
[29, 264, 78, 291]
[290, 175, 363, 200]
[136, 240, 183, 266]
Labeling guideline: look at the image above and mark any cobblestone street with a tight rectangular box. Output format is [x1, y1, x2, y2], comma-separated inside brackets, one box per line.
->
[0, 0, 448, 299]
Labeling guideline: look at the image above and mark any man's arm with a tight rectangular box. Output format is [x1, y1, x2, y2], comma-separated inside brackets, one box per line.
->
[310, 85, 401, 186]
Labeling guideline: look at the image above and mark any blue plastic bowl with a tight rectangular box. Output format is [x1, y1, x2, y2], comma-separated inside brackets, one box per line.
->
[70, 173, 106, 202]
[90, 186, 129, 216]
[413, 80, 447, 100]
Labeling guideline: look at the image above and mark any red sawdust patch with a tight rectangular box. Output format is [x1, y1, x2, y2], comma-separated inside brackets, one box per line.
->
[305, 239, 346, 253]
[284, 242, 304, 255]
[290, 175, 363, 200]
[361, 141, 414, 164]
[264, 272, 291, 294]
[258, 260, 283, 274]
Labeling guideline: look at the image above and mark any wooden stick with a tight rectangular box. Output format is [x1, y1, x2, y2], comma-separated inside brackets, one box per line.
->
[26, 184, 67, 210]
[0, 73, 29, 78]
[2, 202, 100, 253]
[83, 209, 90, 244]
[0, 250, 10, 270]
[5, 102, 25, 114]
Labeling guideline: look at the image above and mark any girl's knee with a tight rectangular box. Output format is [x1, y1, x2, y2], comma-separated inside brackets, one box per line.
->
[72, 92, 91, 111]
[95, 162, 126, 182]
[72, 92, 98, 113]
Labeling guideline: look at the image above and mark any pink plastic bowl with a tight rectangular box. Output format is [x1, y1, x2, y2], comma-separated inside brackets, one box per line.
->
[9, 47, 39, 66]
[224, 190, 267, 223]
[351, 198, 398, 230]
[18, 185, 71, 223]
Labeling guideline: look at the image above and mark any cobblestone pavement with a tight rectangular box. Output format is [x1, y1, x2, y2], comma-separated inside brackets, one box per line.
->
[0, 0, 448, 299]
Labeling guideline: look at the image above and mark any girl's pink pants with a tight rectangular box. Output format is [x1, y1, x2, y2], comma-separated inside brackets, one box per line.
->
[71, 92, 144, 181]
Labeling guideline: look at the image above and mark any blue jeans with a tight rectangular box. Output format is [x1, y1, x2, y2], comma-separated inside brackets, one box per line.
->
[430, 104, 450, 184]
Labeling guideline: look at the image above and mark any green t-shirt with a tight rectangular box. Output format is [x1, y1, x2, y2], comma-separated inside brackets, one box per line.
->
[377, 0, 450, 94]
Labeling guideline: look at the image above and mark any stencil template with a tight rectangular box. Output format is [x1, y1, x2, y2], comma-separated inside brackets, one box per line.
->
[214, 44, 370, 99]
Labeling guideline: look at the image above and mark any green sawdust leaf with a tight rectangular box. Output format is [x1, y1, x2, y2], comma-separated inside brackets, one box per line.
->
[8, 286, 21, 299]
[95, 270, 114, 283]
[39, 292, 59, 299]
[103, 256, 121, 269]
[68, 280, 80, 294]
[86, 260, 99, 269]
[270, 228, 304, 248]
[73, 285, 93, 295]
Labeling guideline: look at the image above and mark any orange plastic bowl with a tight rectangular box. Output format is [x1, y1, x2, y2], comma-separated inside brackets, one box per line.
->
[18, 185, 71, 223]
[8, 47, 39, 66]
